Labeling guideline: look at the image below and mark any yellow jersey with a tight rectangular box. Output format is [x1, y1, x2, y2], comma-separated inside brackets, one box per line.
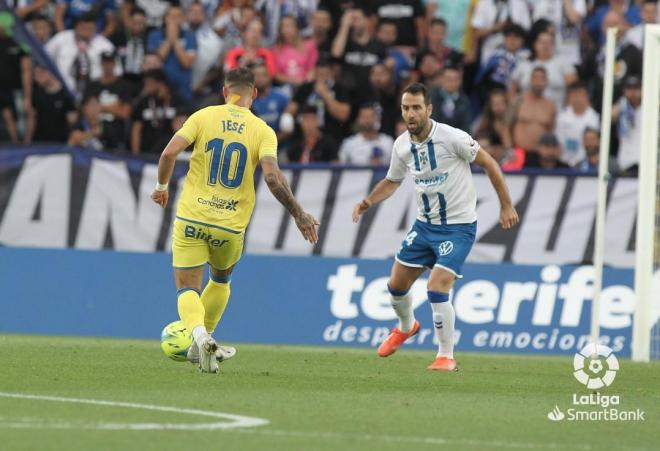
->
[174, 103, 278, 232]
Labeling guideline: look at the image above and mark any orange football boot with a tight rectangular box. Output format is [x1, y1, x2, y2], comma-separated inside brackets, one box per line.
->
[377, 320, 420, 357]
[427, 356, 458, 371]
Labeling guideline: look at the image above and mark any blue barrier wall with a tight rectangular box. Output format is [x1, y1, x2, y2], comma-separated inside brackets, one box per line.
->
[0, 247, 635, 356]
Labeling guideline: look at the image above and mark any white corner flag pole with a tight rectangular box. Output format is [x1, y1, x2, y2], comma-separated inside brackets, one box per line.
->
[633, 25, 660, 362]
[592, 27, 617, 348]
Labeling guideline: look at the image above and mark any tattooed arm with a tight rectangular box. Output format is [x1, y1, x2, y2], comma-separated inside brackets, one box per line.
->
[260, 156, 320, 243]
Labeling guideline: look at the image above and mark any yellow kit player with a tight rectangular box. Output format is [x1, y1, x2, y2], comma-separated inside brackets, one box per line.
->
[151, 67, 319, 373]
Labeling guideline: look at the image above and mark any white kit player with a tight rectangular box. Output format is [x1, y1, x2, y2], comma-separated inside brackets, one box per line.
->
[352, 83, 519, 371]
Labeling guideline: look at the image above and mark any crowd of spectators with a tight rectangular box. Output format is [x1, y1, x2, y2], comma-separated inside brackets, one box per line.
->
[0, 0, 658, 175]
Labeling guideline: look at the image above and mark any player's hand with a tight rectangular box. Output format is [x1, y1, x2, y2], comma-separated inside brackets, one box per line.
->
[151, 189, 169, 208]
[352, 198, 372, 223]
[499, 205, 519, 230]
[294, 211, 320, 244]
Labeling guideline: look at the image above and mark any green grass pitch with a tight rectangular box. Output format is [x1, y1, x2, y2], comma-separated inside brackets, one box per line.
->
[0, 334, 658, 451]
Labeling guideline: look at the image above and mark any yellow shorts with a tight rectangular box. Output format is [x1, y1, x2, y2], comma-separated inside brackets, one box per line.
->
[171, 216, 244, 270]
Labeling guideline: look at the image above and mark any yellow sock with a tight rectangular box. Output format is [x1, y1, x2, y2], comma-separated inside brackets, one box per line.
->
[177, 288, 205, 332]
[201, 277, 231, 333]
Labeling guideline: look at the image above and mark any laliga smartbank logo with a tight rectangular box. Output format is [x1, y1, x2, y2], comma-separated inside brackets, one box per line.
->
[546, 344, 645, 422]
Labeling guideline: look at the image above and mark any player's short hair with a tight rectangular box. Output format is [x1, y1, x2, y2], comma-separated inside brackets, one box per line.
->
[402, 83, 430, 105]
[567, 81, 587, 93]
[430, 18, 447, 28]
[224, 67, 255, 90]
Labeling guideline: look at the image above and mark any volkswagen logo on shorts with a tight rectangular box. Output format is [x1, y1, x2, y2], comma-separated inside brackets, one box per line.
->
[438, 241, 454, 256]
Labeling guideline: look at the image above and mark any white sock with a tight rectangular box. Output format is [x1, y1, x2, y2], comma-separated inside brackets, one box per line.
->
[191, 326, 207, 345]
[390, 291, 415, 333]
[430, 292, 455, 358]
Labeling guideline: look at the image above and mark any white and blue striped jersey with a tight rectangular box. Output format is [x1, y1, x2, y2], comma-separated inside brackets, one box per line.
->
[386, 121, 479, 225]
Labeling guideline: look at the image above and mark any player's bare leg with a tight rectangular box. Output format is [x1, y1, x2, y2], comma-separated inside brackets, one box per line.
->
[175, 267, 219, 373]
[426, 267, 458, 372]
[377, 262, 426, 357]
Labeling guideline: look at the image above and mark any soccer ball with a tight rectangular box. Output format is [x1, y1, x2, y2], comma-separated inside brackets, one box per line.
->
[160, 320, 192, 361]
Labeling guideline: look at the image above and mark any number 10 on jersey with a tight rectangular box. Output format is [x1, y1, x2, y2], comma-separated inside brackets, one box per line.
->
[206, 138, 248, 189]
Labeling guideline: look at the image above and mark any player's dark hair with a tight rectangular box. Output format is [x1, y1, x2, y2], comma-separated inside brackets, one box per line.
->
[583, 127, 600, 138]
[224, 67, 255, 90]
[131, 6, 146, 17]
[567, 81, 587, 92]
[430, 18, 447, 28]
[402, 83, 431, 105]
[531, 66, 548, 77]
[74, 13, 96, 26]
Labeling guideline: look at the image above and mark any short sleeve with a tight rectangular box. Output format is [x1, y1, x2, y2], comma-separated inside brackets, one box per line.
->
[386, 141, 407, 181]
[449, 128, 480, 162]
[175, 111, 200, 143]
[258, 125, 278, 160]
[471, 1, 491, 29]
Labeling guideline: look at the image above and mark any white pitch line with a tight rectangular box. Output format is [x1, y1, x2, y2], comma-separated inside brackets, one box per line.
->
[233, 427, 653, 451]
[0, 392, 268, 430]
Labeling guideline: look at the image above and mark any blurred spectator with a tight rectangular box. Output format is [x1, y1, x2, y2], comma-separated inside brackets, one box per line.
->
[55, 0, 117, 38]
[286, 55, 351, 139]
[592, 10, 642, 103]
[375, 20, 412, 85]
[369, 0, 426, 48]
[213, 0, 257, 50]
[368, 62, 399, 137]
[524, 132, 570, 169]
[319, 0, 357, 35]
[430, 66, 471, 132]
[415, 51, 442, 86]
[0, 11, 32, 144]
[188, 2, 224, 95]
[127, 0, 174, 29]
[556, 81, 600, 167]
[426, 0, 473, 52]
[112, 7, 147, 89]
[586, 0, 641, 45]
[142, 51, 164, 71]
[14, 0, 50, 20]
[28, 14, 53, 44]
[255, 0, 317, 46]
[311, 7, 333, 54]
[251, 63, 290, 134]
[423, 18, 464, 70]
[84, 51, 132, 150]
[474, 23, 526, 100]
[287, 106, 339, 163]
[29, 65, 76, 143]
[273, 15, 318, 87]
[510, 30, 577, 109]
[576, 127, 601, 173]
[224, 19, 276, 77]
[46, 14, 118, 97]
[68, 95, 112, 150]
[130, 69, 179, 155]
[338, 103, 393, 165]
[474, 89, 510, 148]
[612, 75, 642, 176]
[147, 5, 197, 101]
[506, 66, 556, 153]
[624, 0, 658, 50]
[529, 0, 586, 67]
[477, 133, 523, 170]
[332, 8, 386, 95]
[471, 0, 531, 67]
